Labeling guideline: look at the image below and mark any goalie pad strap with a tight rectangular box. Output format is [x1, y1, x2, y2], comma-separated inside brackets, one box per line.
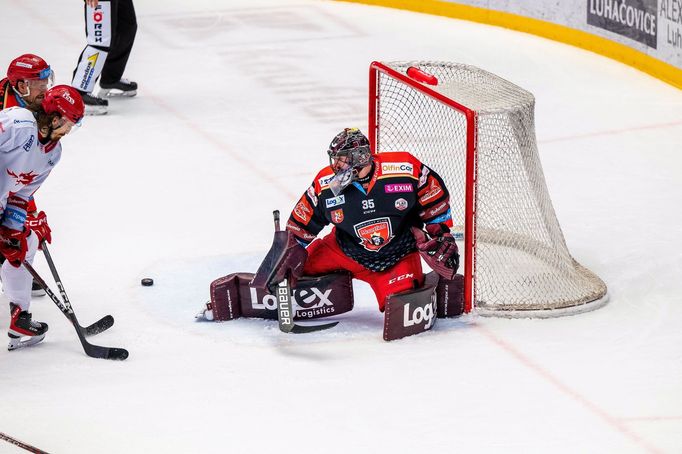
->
[436, 273, 465, 318]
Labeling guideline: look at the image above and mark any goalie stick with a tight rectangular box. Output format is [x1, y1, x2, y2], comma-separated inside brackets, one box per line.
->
[41, 243, 114, 336]
[272, 210, 338, 334]
[22, 260, 129, 361]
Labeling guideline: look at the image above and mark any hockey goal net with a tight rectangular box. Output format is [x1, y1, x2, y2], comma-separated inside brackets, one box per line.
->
[369, 61, 608, 317]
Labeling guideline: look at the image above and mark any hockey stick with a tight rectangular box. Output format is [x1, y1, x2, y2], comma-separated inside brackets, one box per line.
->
[276, 274, 339, 334]
[0, 431, 49, 454]
[272, 211, 338, 334]
[275, 275, 295, 333]
[40, 243, 114, 336]
[22, 261, 129, 361]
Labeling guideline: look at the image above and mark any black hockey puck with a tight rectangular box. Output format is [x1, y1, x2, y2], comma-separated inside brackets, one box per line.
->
[141, 278, 154, 287]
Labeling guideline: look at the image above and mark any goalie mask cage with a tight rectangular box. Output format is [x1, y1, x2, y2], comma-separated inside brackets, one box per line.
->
[369, 61, 608, 317]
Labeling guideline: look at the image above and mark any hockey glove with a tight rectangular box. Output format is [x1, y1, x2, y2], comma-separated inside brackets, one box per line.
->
[0, 226, 29, 267]
[26, 211, 51, 248]
[412, 224, 459, 280]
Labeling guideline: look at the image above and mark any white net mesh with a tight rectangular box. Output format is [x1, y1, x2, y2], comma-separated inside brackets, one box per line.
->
[373, 61, 607, 316]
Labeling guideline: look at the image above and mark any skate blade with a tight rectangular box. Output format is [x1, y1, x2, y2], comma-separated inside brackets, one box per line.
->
[84, 105, 108, 116]
[8, 333, 45, 351]
[99, 88, 137, 98]
[195, 310, 214, 322]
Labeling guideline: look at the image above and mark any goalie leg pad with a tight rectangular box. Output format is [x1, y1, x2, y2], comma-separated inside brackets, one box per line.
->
[207, 272, 251, 321]
[203, 272, 353, 322]
[436, 273, 465, 318]
[245, 272, 354, 320]
[383, 272, 439, 341]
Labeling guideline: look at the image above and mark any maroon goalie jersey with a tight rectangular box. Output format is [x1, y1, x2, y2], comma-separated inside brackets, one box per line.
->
[287, 151, 453, 272]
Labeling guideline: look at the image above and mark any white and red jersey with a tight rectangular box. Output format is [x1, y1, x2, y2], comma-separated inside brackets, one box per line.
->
[0, 107, 61, 230]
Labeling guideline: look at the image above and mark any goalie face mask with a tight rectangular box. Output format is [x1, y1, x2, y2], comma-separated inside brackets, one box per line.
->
[327, 128, 372, 196]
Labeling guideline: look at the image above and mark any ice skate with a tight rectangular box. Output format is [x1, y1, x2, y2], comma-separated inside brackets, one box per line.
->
[8, 332, 45, 350]
[7, 303, 48, 350]
[195, 301, 214, 322]
[99, 78, 137, 97]
[79, 91, 108, 116]
[31, 280, 46, 297]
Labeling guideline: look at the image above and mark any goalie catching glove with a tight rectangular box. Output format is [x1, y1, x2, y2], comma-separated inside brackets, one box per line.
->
[411, 224, 459, 280]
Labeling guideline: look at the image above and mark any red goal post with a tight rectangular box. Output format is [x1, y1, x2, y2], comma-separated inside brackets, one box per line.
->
[369, 61, 608, 317]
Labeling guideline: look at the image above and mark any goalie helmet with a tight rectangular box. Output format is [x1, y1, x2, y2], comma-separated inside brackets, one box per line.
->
[327, 128, 373, 196]
[6, 54, 53, 87]
[41, 85, 85, 124]
[327, 128, 372, 174]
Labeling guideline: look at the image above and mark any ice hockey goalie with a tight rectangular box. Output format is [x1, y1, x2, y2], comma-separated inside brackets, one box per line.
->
[197, 128, 464, 341]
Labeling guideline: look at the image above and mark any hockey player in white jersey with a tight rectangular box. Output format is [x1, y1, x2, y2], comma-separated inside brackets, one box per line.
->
[1, 53, 58, 296]
[0, 85, 84, 350]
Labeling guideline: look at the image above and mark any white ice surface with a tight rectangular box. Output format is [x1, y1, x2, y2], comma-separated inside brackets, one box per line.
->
[0, 1, 681, 453]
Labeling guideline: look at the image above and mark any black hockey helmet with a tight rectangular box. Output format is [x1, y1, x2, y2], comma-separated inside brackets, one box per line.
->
[327, 128, 372, 174]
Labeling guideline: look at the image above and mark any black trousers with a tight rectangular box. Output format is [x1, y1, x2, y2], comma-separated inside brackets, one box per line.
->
[72, 0, 137, 87]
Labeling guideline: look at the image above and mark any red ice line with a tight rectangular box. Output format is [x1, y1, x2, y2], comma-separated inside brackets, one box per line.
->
[143, 91, 299, 201]
[476, 325, 665, 454]
[16, 0, 297, 202]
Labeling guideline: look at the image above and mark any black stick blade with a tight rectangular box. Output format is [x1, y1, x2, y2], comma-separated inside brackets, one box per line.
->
[84, 315, 115, 337]
[107, 348, 129, 361]
[290, 321, 339, 334]
[83, 342, 129, 361]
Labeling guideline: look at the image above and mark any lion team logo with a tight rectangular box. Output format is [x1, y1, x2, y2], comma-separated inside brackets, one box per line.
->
[6, 169, 37, 186]
[354, 217, 394, 251]
[331, 209, 344, 224]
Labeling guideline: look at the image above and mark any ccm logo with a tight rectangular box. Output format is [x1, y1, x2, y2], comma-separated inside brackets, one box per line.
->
[403, 297, 436, 330]
[388, 273, 414, 285]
